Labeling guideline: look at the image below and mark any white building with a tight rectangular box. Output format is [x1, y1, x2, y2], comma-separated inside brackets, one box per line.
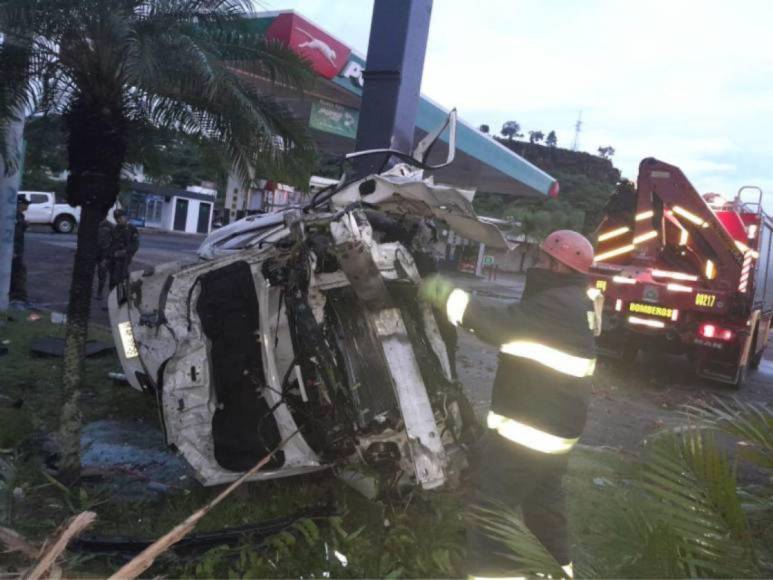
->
[127, 182, 216, 234]
[224, 174, 339, 222]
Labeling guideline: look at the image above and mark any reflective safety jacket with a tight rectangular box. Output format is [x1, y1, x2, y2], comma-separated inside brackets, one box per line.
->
[447, 268, 597, 454]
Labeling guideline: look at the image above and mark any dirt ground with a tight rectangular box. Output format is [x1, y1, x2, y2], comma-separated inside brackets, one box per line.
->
[448, 271, 773, 454]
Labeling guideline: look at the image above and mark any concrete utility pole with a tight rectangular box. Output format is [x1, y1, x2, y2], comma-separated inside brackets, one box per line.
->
[353, 0, 433, 177]
[0, 119, 24, 315]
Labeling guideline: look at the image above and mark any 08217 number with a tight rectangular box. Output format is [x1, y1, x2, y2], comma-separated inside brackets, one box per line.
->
[695, 293, 716, 308]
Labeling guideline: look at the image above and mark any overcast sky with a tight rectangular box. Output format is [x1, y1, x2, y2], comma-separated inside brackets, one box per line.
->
[265, 0, 773, 200]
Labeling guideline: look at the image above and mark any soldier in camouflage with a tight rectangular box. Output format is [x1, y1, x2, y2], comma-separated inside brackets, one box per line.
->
[108, 209, 140, 290]
[10, 196, 30, 305]
[95, 217, 114, 300]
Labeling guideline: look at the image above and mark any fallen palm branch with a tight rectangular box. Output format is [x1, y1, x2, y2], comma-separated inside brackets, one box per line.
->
[110, 432, 298, 580]
[0, 511, 96, 580]
[26, 512, 97, 580]
[0, 527, 38, 558]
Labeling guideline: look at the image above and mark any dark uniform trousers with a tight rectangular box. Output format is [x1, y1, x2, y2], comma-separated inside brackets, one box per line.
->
[10, 209, 28, 302]
[9, 256, 28, 302]
[108, 256, 130, 290]
[96, 259, 110, 297]
[467, 433, 569, 576]
[107, 223, 139, 291]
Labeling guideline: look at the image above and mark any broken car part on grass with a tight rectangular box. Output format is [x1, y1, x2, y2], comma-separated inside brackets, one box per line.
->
[108, 113, 499, 494]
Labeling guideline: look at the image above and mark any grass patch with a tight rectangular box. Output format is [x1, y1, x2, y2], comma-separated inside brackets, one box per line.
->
[566, 445, 638, 572]
[1, 314, 157, 542]
[0, 315, 153, 432]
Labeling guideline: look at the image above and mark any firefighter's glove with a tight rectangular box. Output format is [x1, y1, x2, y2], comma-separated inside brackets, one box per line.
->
[418, 275, 455, 309]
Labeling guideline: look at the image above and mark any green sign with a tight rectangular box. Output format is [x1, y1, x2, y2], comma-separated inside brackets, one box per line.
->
[309, 100, 359, 140]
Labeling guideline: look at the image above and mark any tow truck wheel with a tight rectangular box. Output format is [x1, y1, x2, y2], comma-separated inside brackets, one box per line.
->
[749, 327, 764, 370]
[732, 365, 748, 390]
[750, 349, 764, 370]
[618, 341, 639, 366]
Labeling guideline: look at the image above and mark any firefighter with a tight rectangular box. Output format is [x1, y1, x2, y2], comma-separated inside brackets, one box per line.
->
[108, 209, 139, 290]
[9, 196, 30, 306]
[419, 230, 598, 579]
[95, 216, 114, 300]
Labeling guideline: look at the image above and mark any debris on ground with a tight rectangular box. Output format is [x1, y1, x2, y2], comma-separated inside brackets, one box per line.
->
[30, 337, 114, 358]
[80, 420, 195, 499]
[0, 511, 96, 579]
[110, 437, 294, 580]
[71, 508, 335, 558]
[1, 458, 15, 525]
[0, 395, 23, 409]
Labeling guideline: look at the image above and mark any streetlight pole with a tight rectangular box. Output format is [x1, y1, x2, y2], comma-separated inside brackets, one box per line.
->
[352, 0, 433, 178]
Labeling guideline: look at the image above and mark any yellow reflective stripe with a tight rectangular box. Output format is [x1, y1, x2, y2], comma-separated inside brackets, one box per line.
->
[446, 288, 470, 327]
[488, 411, 578, 454]
[499, 341, 596, 378]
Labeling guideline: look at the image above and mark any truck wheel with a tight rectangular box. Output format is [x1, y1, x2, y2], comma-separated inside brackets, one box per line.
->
[54, 215, 76, 234]
[732, 365, 748, 390]
[750, 347, 764, 370]
[749, 325, 764, 370]
[618, 341, 639, 366]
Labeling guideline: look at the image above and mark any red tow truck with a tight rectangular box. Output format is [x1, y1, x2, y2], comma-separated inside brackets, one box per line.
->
[591, 158, 773, 388]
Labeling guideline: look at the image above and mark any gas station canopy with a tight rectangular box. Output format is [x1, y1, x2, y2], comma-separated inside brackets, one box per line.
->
[242, 11, 557, 198]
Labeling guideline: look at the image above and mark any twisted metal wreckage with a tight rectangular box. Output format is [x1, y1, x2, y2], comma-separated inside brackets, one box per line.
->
[109, 112, 510, 495]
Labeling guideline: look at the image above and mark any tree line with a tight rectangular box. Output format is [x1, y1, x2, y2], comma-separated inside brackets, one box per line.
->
[479, 120, 615, 159]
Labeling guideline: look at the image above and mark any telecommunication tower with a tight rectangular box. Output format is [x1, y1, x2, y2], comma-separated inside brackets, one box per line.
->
[571, 111, 583, 151]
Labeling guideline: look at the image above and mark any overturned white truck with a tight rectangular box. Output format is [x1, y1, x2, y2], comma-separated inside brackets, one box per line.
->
[108, 115, 517, 493]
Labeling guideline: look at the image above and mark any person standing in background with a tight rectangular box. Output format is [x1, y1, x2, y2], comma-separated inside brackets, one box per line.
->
[108, 209, 139, 290]
[9, 196, 30, 307]
[95, 217, 114, 300]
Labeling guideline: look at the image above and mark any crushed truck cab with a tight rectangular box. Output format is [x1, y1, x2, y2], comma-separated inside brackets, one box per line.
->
[591, 158, 773, 388]
[108, 163, 499, 491]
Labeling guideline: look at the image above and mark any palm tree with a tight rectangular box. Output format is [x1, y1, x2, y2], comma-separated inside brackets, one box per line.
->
[0, 0, 315, 484]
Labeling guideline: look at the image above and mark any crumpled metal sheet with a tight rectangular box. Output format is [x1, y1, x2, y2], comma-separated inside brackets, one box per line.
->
[332, 168, 510, 249]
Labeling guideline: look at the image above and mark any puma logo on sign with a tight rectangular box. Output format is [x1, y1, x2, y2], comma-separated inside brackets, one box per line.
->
[295, 27, 338, 66]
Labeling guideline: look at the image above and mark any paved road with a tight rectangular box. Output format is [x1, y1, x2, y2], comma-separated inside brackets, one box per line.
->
[23, 227, 204, 325]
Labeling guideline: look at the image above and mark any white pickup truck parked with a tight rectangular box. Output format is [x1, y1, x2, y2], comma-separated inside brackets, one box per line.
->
[19, 191, 119, 233]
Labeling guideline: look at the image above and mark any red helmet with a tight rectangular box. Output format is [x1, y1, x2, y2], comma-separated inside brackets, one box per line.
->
[540, 230, 594, 274]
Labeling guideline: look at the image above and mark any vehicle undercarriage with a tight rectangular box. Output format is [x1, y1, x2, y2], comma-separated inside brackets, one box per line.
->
[110, 117, 507, 494]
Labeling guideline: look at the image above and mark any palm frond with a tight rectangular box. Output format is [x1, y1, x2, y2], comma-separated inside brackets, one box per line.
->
[683, 397, 773, 468]
[468, 506, 566, 578]
[615, 511, 696, 578]
[1, 0, 316, 188]
[638, 430, 759, 577]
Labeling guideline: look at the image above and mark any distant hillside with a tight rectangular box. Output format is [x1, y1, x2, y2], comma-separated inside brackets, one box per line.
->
[474, 138, 622, 236]
[498, 139, 621, 185]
